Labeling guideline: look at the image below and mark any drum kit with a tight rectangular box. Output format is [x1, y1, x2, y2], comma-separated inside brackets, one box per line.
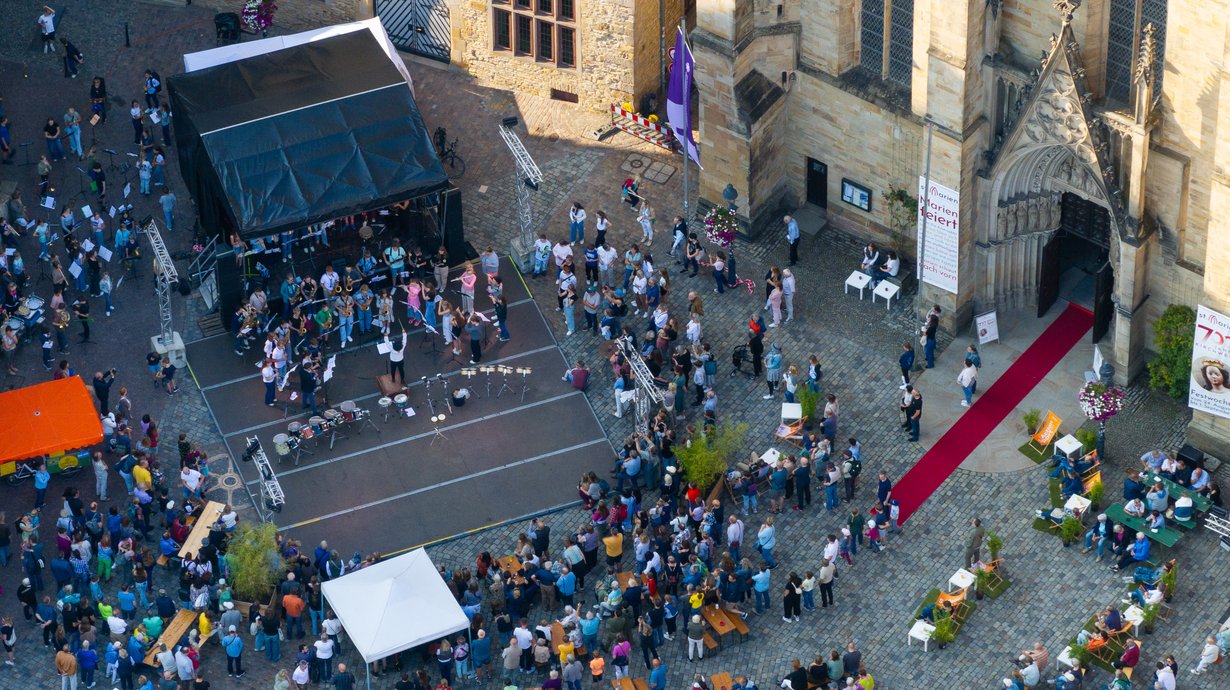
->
[282, 421, 316, 465]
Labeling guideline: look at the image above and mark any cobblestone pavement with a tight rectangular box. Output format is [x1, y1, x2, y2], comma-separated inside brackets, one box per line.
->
[0, 3, 1227, 690]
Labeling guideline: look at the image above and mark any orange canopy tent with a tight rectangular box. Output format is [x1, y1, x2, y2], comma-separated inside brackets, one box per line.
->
[0, 377, 103, 465]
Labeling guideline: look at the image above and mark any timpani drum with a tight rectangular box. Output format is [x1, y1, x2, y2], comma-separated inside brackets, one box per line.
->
[340, 400, 357, 423]
[309, 416, 326, 434]
[272, 433, 292, 458]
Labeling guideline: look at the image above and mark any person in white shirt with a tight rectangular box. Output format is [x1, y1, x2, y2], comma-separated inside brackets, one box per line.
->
[871, 250, 900, 285]
[781, 269, 796, 322]
[1154, 662, 1176, 690]
[314, 633, 336, 679]
[292, 659, 311, 687]
[1192, 636, 1221, 675]
[261, 359, 277, 406]
[860, 243, 879, 273]
[319, 266, 339, 296]
[597, 242, 618, 288]
[958, 360, 978, 407]
[181, 466, 203, 496]
[38, 7, 57, 53]
[569, 203, 587, 245]
[532, 234, 553, 277]
[686, 315, 702, 345]
[552, 239, 573, 270]
[387, 331, 407, 384]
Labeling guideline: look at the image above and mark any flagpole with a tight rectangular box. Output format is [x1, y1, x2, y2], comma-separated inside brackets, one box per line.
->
[679, 21, 689, 218]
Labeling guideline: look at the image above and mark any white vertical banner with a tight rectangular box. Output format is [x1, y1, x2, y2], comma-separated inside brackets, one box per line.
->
[917, 177, 960, 294]
[1189, 304, 1230, 419]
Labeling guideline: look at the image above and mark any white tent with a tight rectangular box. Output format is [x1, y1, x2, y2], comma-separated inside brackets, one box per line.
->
[183, 18, 415, 88]
[322, 548, 469, 664]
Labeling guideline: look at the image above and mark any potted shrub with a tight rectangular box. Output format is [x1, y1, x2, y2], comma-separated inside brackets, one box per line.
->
[1160, 567, 1177, 602]
[987, 532, 1003, 562]
[931, 615, 956, 649]
[1069, 643, 1093, 669]
[1059, 517, 1083, 547]
[1075, 427, 1098, 454]
[797, 387, 819, 429]
[1023, 409, 1041, 435]
[974, 567, 991, 600]
[229, 522, 284, 609]
[1086, 479, 1105, 510]
[674, 422, 748, 494]
[1141, 603, 1159, 634]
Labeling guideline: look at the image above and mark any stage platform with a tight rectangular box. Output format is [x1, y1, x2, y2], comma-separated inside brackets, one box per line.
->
[188, 269, 613, 554]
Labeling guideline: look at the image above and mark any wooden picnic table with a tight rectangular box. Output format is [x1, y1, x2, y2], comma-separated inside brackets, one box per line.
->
[498, 555, 528, 584]
[710, 673, 734, 690]
[143, 608, 197, 665]
[178, 501, 225, 559]
[551, 622, 588, 658]
[702, 604, 735, 637]
[1140, 471, 1212, 513]
[1105, 502, 1181, 548]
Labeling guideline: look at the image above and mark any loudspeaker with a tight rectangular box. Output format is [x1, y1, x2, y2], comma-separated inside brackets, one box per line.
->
[440, 186, 466, 263]
[1178, 443, 1205, 468]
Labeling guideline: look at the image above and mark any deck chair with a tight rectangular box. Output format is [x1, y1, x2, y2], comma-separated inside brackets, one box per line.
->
[775, 402, 806, 446]
[1082, 471, 1103, 496]
[936, 589, 967, 608]
[1028, 410, 1062, 454]
[979, 559, 1006, 591]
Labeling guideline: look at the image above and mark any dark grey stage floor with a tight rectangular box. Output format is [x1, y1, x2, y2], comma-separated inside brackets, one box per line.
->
[187, 269, 613, 555]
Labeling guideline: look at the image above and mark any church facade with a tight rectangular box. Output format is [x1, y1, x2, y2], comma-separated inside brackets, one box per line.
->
[693, 0, 1230, 455]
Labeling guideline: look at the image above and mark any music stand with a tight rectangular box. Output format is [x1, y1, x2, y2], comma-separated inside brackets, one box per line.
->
[421, 375, 438, 417]
[516, 367, 534, 402]
[18, 142, 32, 167]
[103, 149, 120, 172]
[436, 373, 454, 413]
[496, 365, 515, 398]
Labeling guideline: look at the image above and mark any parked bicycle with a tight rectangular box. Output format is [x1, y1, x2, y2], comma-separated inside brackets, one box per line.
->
[434, 126, 466, 180]
[4, 455, 81, 485]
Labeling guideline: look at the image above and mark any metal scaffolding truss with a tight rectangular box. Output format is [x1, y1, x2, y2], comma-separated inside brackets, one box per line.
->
[499, 123, 543, 248]
[141, 218, 178, 347]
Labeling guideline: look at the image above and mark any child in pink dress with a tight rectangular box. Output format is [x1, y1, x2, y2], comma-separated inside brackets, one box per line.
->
[404, 280, 423, 325]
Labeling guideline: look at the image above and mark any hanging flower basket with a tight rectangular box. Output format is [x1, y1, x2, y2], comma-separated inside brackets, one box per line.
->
[1078, 381, 1124, 422]
[241, 0, 278, 33]
[702, 207, 738, 249]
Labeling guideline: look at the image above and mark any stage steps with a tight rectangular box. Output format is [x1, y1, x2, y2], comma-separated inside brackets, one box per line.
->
[196, 313, 226, 339]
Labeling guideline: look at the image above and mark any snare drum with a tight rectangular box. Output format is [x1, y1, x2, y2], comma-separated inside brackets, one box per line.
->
[272, 433, 292, 457]
[309, 416, 326, 434]
[288, 421, 303, 436]
[324, 409, 342, 425]
[378, 397, 392, 410]
[394, 394, 409, 410]
[340, 400, 357, 423]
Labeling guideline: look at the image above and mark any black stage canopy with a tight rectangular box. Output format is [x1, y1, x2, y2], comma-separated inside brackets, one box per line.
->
[169, 31, 449, 240]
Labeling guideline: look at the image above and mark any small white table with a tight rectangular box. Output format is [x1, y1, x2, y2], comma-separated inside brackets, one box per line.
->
[872, 280, 901, 309]
[948, 568, 976, 593]
[844, 271, 872, 299]
[780, 402, 803, 423]
[1064, 493, 1092, 515]
[1056, 645, 1077, 670]
[1123, 605, 1145, 635]
[907, 619, 936, 651]
[760, 448, 782, 465]
[1055, 434, 1083, 459]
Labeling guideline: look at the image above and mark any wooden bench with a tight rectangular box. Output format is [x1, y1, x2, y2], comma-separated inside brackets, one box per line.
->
[178, 501, 225, 560]
[703, 631, 719, 653]
[156, 555, 169, 568]
[724, 607, 749, 641]
[1104, 503, 1182, 548]
[705, 476, 726, 509]
[710, 673, 734, 690]
[143, 608, 197, 666]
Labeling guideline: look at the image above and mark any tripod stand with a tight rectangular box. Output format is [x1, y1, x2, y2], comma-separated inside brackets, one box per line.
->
[435, 373, 454, 413]
[516, 367, 534, 402]
[460, 367, 479, 398]
[429, 413, 448, 445]
[480, 366, 496, 398]
[421, 375, 438, 417]
[496, 365, 515, 398]
[103, 149, 120, 172]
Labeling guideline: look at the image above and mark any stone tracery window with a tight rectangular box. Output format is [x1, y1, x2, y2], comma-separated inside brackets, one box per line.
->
[1105, 0, 1166, 104]
[859, 0, 913, 92]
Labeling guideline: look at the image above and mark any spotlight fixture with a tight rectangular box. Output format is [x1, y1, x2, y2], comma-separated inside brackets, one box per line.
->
[501, 116, 519, 127]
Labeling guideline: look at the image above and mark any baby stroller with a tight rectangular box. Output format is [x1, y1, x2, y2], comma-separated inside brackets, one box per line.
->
[730, 344, 755, 379]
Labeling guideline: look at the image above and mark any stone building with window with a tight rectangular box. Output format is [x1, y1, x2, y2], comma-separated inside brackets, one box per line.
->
[694, 0, 1230, 456]
[447, 0, 685, 111]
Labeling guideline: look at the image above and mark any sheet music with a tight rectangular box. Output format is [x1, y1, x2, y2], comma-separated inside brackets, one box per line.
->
[41, 196, 56, 210]
[323, 369, 333, 383]
[108, 206, 116, 218]
[98, 247, 113, 262]
[81, 205, 93, 219]
[82, 239, 95, 252]
[123, 183, 131, 199]
[376, 341, 392, 355]
[68, 262, 82, 278]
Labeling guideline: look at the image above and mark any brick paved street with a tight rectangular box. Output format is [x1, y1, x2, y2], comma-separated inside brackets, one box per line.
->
[0, 3, 1227, 690]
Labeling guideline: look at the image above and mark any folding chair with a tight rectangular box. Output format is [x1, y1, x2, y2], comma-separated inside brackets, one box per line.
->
[775, 402, 806, 447]
[1081, 471, 1103, 497]
[980, 559, 1006, 591]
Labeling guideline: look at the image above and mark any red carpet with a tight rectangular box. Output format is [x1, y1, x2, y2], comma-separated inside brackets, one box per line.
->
[895, 304, 1093, 523]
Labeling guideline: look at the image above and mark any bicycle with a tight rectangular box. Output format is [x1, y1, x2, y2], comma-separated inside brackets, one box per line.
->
[433, 126, 466, 180]
[4, 456, 81, 485]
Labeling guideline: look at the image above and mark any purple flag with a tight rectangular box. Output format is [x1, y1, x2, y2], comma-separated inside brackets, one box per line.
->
[666, 27, 701, 168]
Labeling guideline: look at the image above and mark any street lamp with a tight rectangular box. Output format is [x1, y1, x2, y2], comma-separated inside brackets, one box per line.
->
[722, 184, 739, 287]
